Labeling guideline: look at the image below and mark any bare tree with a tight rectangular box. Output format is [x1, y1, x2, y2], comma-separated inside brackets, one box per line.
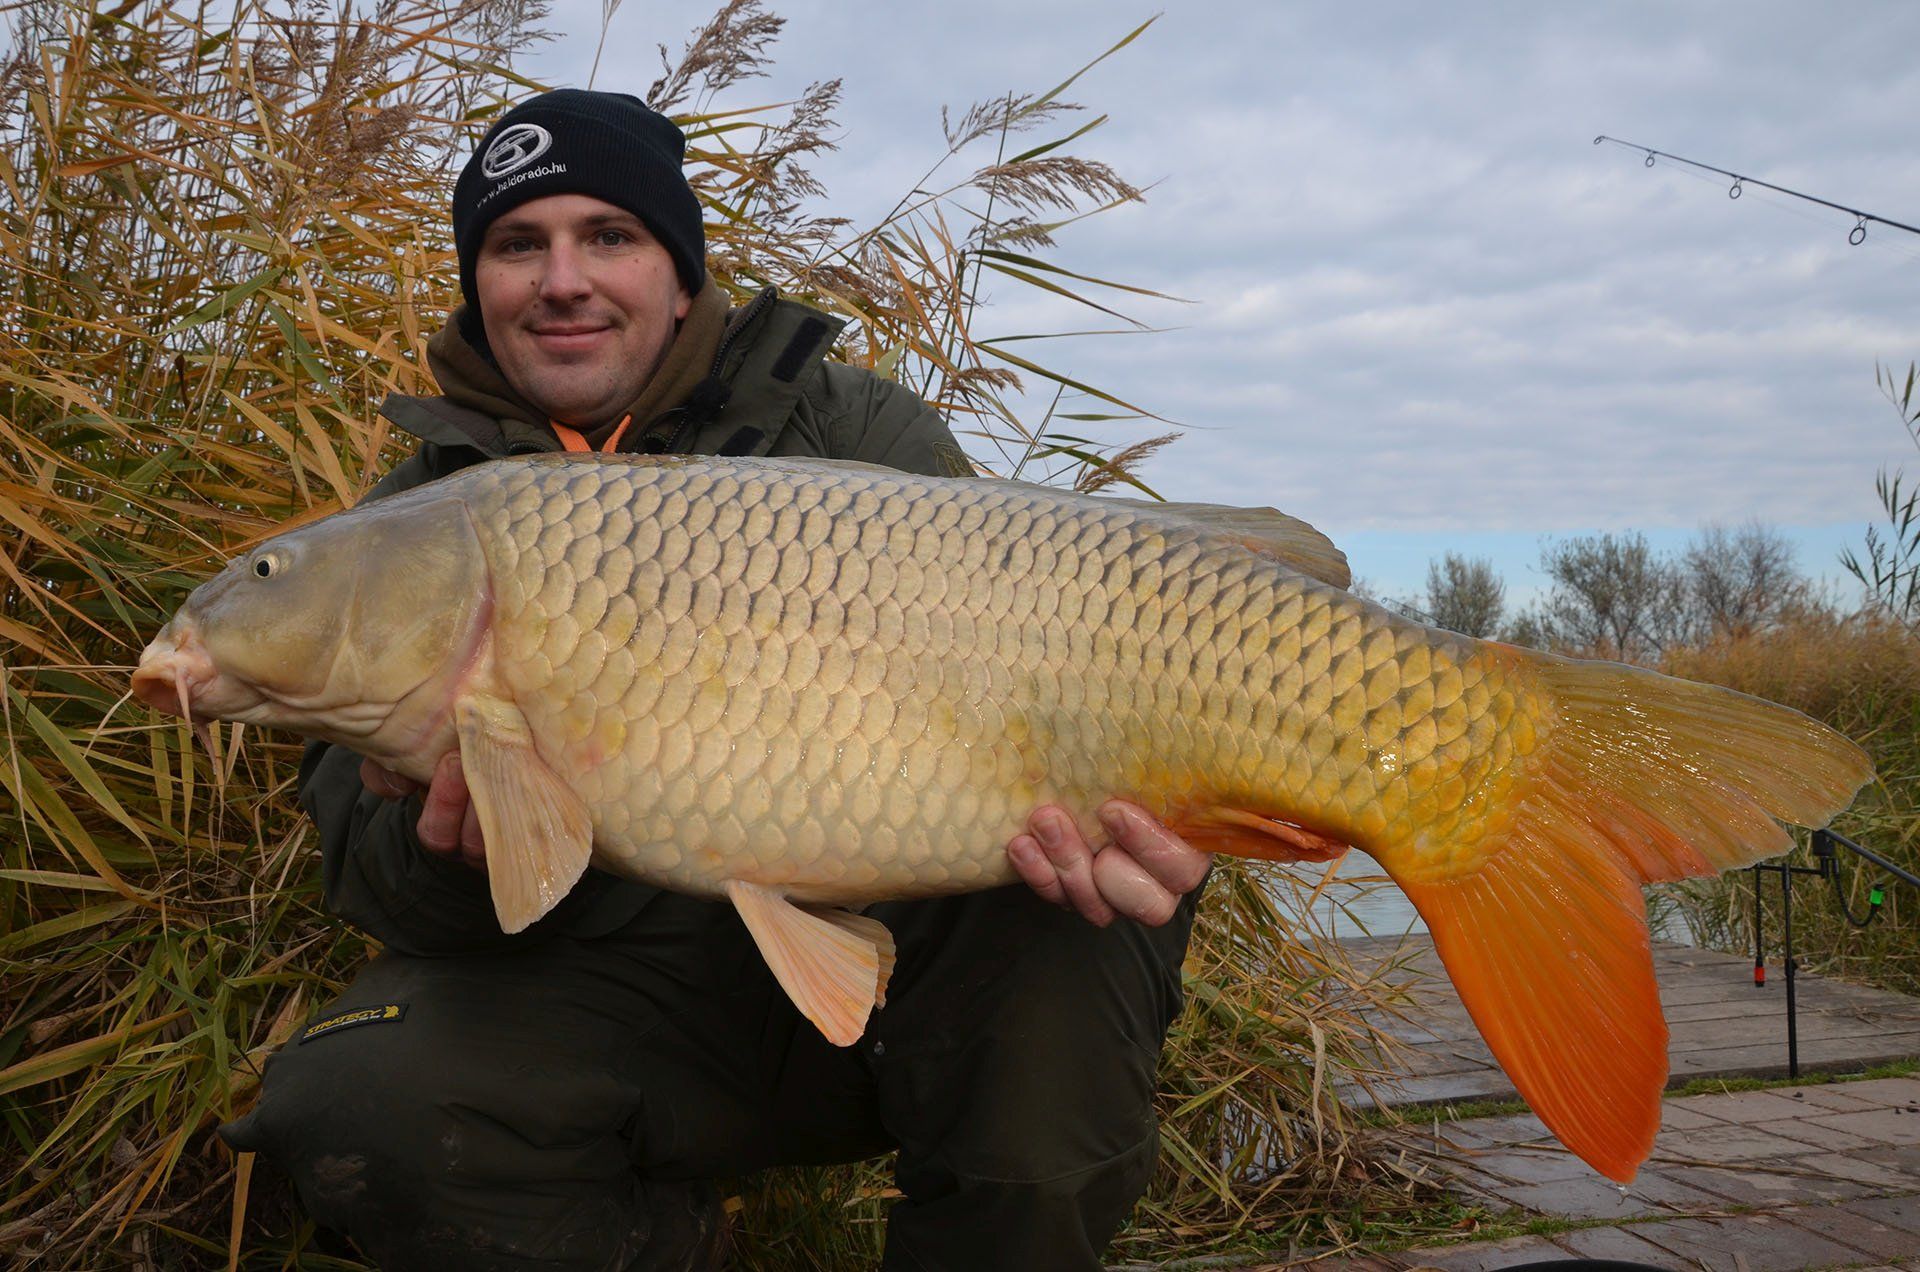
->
[1535, 532, 1684, 662]
[1682, 521, 1807, 639]
[1499, 604, 1553, 650]
[1421, 552, 1506, 638]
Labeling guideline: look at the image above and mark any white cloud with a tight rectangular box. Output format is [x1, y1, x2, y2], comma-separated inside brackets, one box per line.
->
[510, 0, 1920, 559]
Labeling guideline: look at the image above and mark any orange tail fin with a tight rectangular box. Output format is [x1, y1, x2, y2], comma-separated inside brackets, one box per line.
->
[1384, 651, 1869, 1182]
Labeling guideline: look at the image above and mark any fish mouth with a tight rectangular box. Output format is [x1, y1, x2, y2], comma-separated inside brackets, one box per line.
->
[131, 621, 261, 723]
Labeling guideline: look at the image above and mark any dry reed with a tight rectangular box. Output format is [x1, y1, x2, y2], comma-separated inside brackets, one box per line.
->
[1661, 610, 1920, 993]
[0, 1, 1424, 1266]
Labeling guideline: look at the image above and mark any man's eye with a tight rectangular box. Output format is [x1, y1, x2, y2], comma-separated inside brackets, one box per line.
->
[595, 230, 630, 247]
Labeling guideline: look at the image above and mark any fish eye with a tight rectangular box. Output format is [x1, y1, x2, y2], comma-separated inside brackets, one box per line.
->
[252, 553, 281, 579]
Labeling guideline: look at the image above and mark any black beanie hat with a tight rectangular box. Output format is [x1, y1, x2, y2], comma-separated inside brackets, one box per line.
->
[452, 89, 706, 327]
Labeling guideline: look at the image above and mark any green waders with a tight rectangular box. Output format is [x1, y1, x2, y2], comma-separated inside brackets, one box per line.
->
[222, 880, 1200, 1270]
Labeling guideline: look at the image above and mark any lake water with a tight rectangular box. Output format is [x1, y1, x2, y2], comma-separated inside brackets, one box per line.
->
[1281, 851, 1425, 939]
[1281, 851, 1696, 945]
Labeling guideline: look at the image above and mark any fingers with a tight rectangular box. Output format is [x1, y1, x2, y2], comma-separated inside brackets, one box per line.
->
[417, 753, 486, 872]
[1011, 802, 1212, 929]
[1098, 800, 1212, 896]
[359, 757, 419, 800]
[1011, 807, 1117, 927]
[1091, 845, 1181, 927]
[459, 799, 487, 872]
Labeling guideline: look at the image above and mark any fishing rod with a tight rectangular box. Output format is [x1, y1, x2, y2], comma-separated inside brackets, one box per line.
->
[1593, 134, 1920, 245]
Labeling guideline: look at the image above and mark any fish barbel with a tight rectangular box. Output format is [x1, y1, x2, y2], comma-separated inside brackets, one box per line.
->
[132, 453, 1871, 1183]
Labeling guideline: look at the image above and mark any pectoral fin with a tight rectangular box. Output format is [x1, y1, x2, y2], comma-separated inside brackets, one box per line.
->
[454, 694, 594, 934]
[726, 880, 896, 1045]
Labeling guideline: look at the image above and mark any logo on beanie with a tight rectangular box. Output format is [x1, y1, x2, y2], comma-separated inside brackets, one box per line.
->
[481, 123, 554, 179]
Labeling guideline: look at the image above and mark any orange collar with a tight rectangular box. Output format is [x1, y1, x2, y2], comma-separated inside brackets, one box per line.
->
[549, 413, 634, 454]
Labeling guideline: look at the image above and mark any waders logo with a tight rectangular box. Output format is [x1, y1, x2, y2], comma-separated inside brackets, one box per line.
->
[481, 123, 554, 179]
[299, 1003, 407, 1044]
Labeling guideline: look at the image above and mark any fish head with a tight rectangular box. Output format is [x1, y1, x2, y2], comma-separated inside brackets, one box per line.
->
[131, 494, 491, 765]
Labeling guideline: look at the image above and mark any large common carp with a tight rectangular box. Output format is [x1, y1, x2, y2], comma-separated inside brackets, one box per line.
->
[132, 453, 1871, 1183]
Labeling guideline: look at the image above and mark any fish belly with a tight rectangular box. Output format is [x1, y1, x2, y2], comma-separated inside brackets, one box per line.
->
[459, 455, 1522, 905]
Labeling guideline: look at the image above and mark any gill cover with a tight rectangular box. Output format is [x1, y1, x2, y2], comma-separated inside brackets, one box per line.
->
[181, 494, 490, 718]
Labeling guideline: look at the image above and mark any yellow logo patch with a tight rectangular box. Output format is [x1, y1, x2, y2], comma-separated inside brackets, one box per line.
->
[299, 1003, 407, 1044]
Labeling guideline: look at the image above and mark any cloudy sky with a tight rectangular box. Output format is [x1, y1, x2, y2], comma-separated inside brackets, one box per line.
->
[516, 2, 1920, 604]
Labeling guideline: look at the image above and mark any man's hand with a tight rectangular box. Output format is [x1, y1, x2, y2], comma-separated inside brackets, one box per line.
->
[1007, 801, 1210, 928]
[360, 755, 488, 872]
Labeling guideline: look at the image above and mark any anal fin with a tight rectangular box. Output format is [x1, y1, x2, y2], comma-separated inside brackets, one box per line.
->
[1172, 806, 1352, 863]
[455, 694, 594, 935]
[727, 881, 896, 1045]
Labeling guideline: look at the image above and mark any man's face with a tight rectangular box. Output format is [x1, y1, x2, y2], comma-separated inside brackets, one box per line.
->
[475, 193, 693, 427]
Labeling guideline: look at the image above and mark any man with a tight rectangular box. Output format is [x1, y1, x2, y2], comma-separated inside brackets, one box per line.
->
[222, 89, 1211, 1270]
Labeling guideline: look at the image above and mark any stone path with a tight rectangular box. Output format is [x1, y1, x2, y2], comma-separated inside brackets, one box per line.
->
[1284, 1076, 1920, 1270]
[1255, 935, 1920, 1270]
[1340, 936, 1920, 1109]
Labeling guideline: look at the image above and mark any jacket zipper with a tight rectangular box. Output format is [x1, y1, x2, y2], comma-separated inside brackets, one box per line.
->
[650, 287, 774, 454]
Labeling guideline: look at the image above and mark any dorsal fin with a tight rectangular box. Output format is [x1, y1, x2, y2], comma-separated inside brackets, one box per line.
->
[763, 458, 1352, 588]
[1107, 498, 1350, 588]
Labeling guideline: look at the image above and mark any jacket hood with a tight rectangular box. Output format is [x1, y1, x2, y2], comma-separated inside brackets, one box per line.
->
[378, 283, 846, 460]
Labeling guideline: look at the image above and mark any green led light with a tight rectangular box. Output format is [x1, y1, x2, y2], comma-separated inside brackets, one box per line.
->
[1870, 888, 1885, 906]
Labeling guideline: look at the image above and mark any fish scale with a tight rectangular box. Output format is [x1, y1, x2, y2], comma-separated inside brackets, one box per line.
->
[463, 455, 1529, 902]
[133, 450, 1874, 1182]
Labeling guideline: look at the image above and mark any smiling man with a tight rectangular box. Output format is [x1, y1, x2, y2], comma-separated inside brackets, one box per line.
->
[220, 89, 1211, 1271]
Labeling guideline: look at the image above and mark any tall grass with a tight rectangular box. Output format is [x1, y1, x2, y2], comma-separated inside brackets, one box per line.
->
[1661, 610, 1920, 993]
[0, 2, 1423, 1265]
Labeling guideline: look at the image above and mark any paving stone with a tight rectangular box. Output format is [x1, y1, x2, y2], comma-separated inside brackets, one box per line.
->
[1649, 1103, 1729, 1132]
[1795, 1084, 1898, 1112]
[1378, 1013, 1482, 1045]
[1652, 1123, 1829, 1162]
[1428, 1162, 1517, 1208]
[1808, 1109, 1920, 1147]
[1680, 1162, 1876, 1207]
[1277, 1256, 1403, 1272]
[1348, 935, 1920, 1112]
[1666, 995, 1784, 1022]
[1666, 1040, 1920, 1083]
[1371, 1074, 1515, 1107]
[1550, 1224, 1690, 1266]
[1769, 1116, 1883, 1152]
[1848, 1145, 1920, 1182]
[1433, 1120, 1505, 1149]
[1406, 1042, 1503, 1076]
[1453, 1147, 1593, 1186]
[1794, 1149, 1920, 1190]
[1843, 1195, 1920, 1237]
[1630, 1212, 1864, 1270]
[1392, 1233, 1568, 1270]
[1481, 1170, 1730, 1222]
[1841, 1078, 1920, 1105]
[1670, 1013, 1801, 1047]
[1675, 1089, 1829, 1123]
[1777, 1200, 1920, 1260]
[1666, 1043, 1804, 1080]
[1792, 1033, 1920, 1068]
[1447, 1113, 1552, 1146]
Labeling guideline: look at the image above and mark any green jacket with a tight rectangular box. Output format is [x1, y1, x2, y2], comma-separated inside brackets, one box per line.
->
[302, 289, 970, 954]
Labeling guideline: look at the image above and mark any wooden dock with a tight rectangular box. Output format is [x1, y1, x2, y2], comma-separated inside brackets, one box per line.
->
[1342, 936, 1920, 1109]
